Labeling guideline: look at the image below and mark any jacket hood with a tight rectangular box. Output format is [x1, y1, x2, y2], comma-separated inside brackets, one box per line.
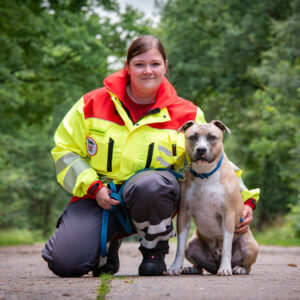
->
[103, 68, 178, 109]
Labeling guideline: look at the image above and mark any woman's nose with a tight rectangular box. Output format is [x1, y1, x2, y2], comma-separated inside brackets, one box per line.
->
[143, 65, 152, 74]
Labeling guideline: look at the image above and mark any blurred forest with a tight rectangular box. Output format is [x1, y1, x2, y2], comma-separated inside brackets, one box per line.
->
[0, 0, 299, 239]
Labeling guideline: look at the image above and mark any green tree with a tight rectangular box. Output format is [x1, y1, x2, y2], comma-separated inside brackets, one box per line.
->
[158, 0, 299, 226]
[243, 0, 300, 226]
[0, 0, 151, 235]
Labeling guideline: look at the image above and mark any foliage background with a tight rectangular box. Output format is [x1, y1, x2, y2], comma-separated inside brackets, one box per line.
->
[0, 0, 299, 243]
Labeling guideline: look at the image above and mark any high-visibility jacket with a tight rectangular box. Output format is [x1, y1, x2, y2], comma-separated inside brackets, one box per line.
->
[52, 68, 260, 203]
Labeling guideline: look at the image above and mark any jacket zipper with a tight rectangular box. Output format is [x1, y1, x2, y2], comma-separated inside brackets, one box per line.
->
[145, 143, 154, 169]
[107, 138, 114, 172]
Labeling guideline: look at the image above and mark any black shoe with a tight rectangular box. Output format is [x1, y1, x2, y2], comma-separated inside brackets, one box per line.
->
[92, 239, 122, 277]
[138, 253, 166, 276]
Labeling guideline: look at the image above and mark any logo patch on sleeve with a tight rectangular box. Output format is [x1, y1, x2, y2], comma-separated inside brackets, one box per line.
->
[87, 137, 98, 156]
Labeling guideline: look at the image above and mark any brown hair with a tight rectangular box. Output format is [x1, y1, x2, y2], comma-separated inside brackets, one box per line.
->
[126, 35, 167, 65]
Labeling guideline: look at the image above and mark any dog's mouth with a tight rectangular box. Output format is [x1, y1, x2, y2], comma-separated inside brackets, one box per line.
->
[193, 154, 215, 164]
[196, 157, 209, 163]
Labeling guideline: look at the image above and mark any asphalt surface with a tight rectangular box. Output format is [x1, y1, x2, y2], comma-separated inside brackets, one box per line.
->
[0, 242, 299, 300]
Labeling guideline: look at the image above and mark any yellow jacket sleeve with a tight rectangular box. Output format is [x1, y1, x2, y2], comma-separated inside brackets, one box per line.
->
[51, 98, 99, 197]
[195, 107, 206, 123]
[230, 162, 260, 202]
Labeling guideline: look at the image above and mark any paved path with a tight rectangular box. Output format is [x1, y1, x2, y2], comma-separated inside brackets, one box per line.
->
[0, 243, 299, 300]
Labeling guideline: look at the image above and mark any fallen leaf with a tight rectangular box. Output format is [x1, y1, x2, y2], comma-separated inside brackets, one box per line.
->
[124, 280, 134, 284]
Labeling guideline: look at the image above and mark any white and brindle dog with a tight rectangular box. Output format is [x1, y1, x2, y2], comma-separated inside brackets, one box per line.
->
[168, 120, 259, 276]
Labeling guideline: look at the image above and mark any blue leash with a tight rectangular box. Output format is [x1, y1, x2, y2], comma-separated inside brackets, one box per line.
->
[100, 181, 133, 257]
[99, 168, 183, 258]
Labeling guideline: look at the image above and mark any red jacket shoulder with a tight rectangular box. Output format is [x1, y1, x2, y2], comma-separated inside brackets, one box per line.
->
[83, 88, 124, 125]
[174, 96, 198, 111]
[150, 97, 198, 130]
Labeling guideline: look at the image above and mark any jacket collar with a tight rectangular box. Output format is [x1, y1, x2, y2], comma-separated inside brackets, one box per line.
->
[103, 68, 178, 109]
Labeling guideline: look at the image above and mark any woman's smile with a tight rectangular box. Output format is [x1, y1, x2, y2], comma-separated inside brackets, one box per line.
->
[126, 48, 168, 104]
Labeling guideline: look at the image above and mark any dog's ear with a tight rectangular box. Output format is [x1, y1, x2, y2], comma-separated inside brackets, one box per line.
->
[178, 120, 195, 133]
[211, 120, 231, 134]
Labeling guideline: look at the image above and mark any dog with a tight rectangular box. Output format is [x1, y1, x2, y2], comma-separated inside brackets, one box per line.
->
[168, 120, 259, 276]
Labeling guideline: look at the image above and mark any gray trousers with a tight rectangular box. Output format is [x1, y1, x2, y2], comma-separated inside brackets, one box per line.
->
[42, 170, 180, 277]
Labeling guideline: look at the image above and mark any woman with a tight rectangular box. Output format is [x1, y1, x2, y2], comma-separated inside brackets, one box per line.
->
[42, 35, 258, 277]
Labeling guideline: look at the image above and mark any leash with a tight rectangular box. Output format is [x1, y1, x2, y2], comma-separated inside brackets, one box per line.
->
[99, 168, 183, 259]
[100, 181, 133, 258]
[189, 152, 224, 179]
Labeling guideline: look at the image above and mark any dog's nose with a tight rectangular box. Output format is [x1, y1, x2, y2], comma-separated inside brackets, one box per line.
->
[196, 148, 207, 156]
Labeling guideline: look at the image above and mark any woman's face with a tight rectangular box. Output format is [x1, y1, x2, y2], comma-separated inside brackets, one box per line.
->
[126, 48, 168, 99]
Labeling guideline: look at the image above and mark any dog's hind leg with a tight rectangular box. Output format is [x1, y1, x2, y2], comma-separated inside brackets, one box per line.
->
[181, 266, 202, 275]
[232, 232, 259, 275]
[184, 232, 219, 275]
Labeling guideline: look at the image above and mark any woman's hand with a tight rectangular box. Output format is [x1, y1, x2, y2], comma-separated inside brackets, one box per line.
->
[95, 186, 120, 210]
[235, 205, 253, 234]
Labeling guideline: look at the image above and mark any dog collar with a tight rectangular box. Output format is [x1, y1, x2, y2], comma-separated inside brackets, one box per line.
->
[189, 152, 224, 179]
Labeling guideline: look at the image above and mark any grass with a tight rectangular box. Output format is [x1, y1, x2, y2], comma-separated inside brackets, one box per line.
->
[254, 232, 300, 246]
[253, 222, 300, 247]
[254, 205, 300, 247]
[97, 274, 114, 300]
[97, 274, 130, 300]
[0, 229, 45, 246]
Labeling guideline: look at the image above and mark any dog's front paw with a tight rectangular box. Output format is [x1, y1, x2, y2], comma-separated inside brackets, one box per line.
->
[167, 266, 182, 275]
[217, 265, 232, 276]
[167, 262, 182, 275]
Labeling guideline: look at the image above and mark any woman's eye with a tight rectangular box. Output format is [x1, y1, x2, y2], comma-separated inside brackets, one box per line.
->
[135, 63, 143, 67]
[152, 63, 160, 67]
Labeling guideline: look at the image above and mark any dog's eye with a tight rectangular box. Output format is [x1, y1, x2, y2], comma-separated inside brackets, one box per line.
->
[207, 134, 217, 142]
[188, 134, 198, 142]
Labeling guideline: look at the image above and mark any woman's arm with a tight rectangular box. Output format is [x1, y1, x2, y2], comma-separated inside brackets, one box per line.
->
[51, 97, 102, 198]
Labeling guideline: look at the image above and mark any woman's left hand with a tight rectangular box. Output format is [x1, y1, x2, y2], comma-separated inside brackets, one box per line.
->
[235, 205, 253, 234]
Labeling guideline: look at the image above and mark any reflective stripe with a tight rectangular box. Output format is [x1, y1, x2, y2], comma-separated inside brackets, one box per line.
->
[239, 177, 247, 192]
[63, 159, 91, 193]
[158, 145, 172, 157]
[230, 161, 246, 191]
[133, 217, 172, 235]
[98, 174, 114, 184]
[137, 229, 175, 249]
[55, 152, 80, 175]
[156, 156, 171, 167]
[230, 161, 241, 172]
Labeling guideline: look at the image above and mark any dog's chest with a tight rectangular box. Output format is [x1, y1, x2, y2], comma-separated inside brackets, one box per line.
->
[184, 174, 225, 238]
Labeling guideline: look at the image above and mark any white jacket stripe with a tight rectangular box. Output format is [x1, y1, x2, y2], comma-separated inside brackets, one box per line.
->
[55, 152, 81, 175]
[63, 159, 91, 193]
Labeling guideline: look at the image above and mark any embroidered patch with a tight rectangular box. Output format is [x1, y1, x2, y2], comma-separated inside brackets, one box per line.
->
[86, 137, 97, 156]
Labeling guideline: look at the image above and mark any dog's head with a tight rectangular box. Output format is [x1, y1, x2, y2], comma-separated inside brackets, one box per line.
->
[179, 120, 231, 165]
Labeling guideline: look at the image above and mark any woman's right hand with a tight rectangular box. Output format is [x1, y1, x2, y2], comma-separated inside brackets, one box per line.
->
[95, 186, 120, 210]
